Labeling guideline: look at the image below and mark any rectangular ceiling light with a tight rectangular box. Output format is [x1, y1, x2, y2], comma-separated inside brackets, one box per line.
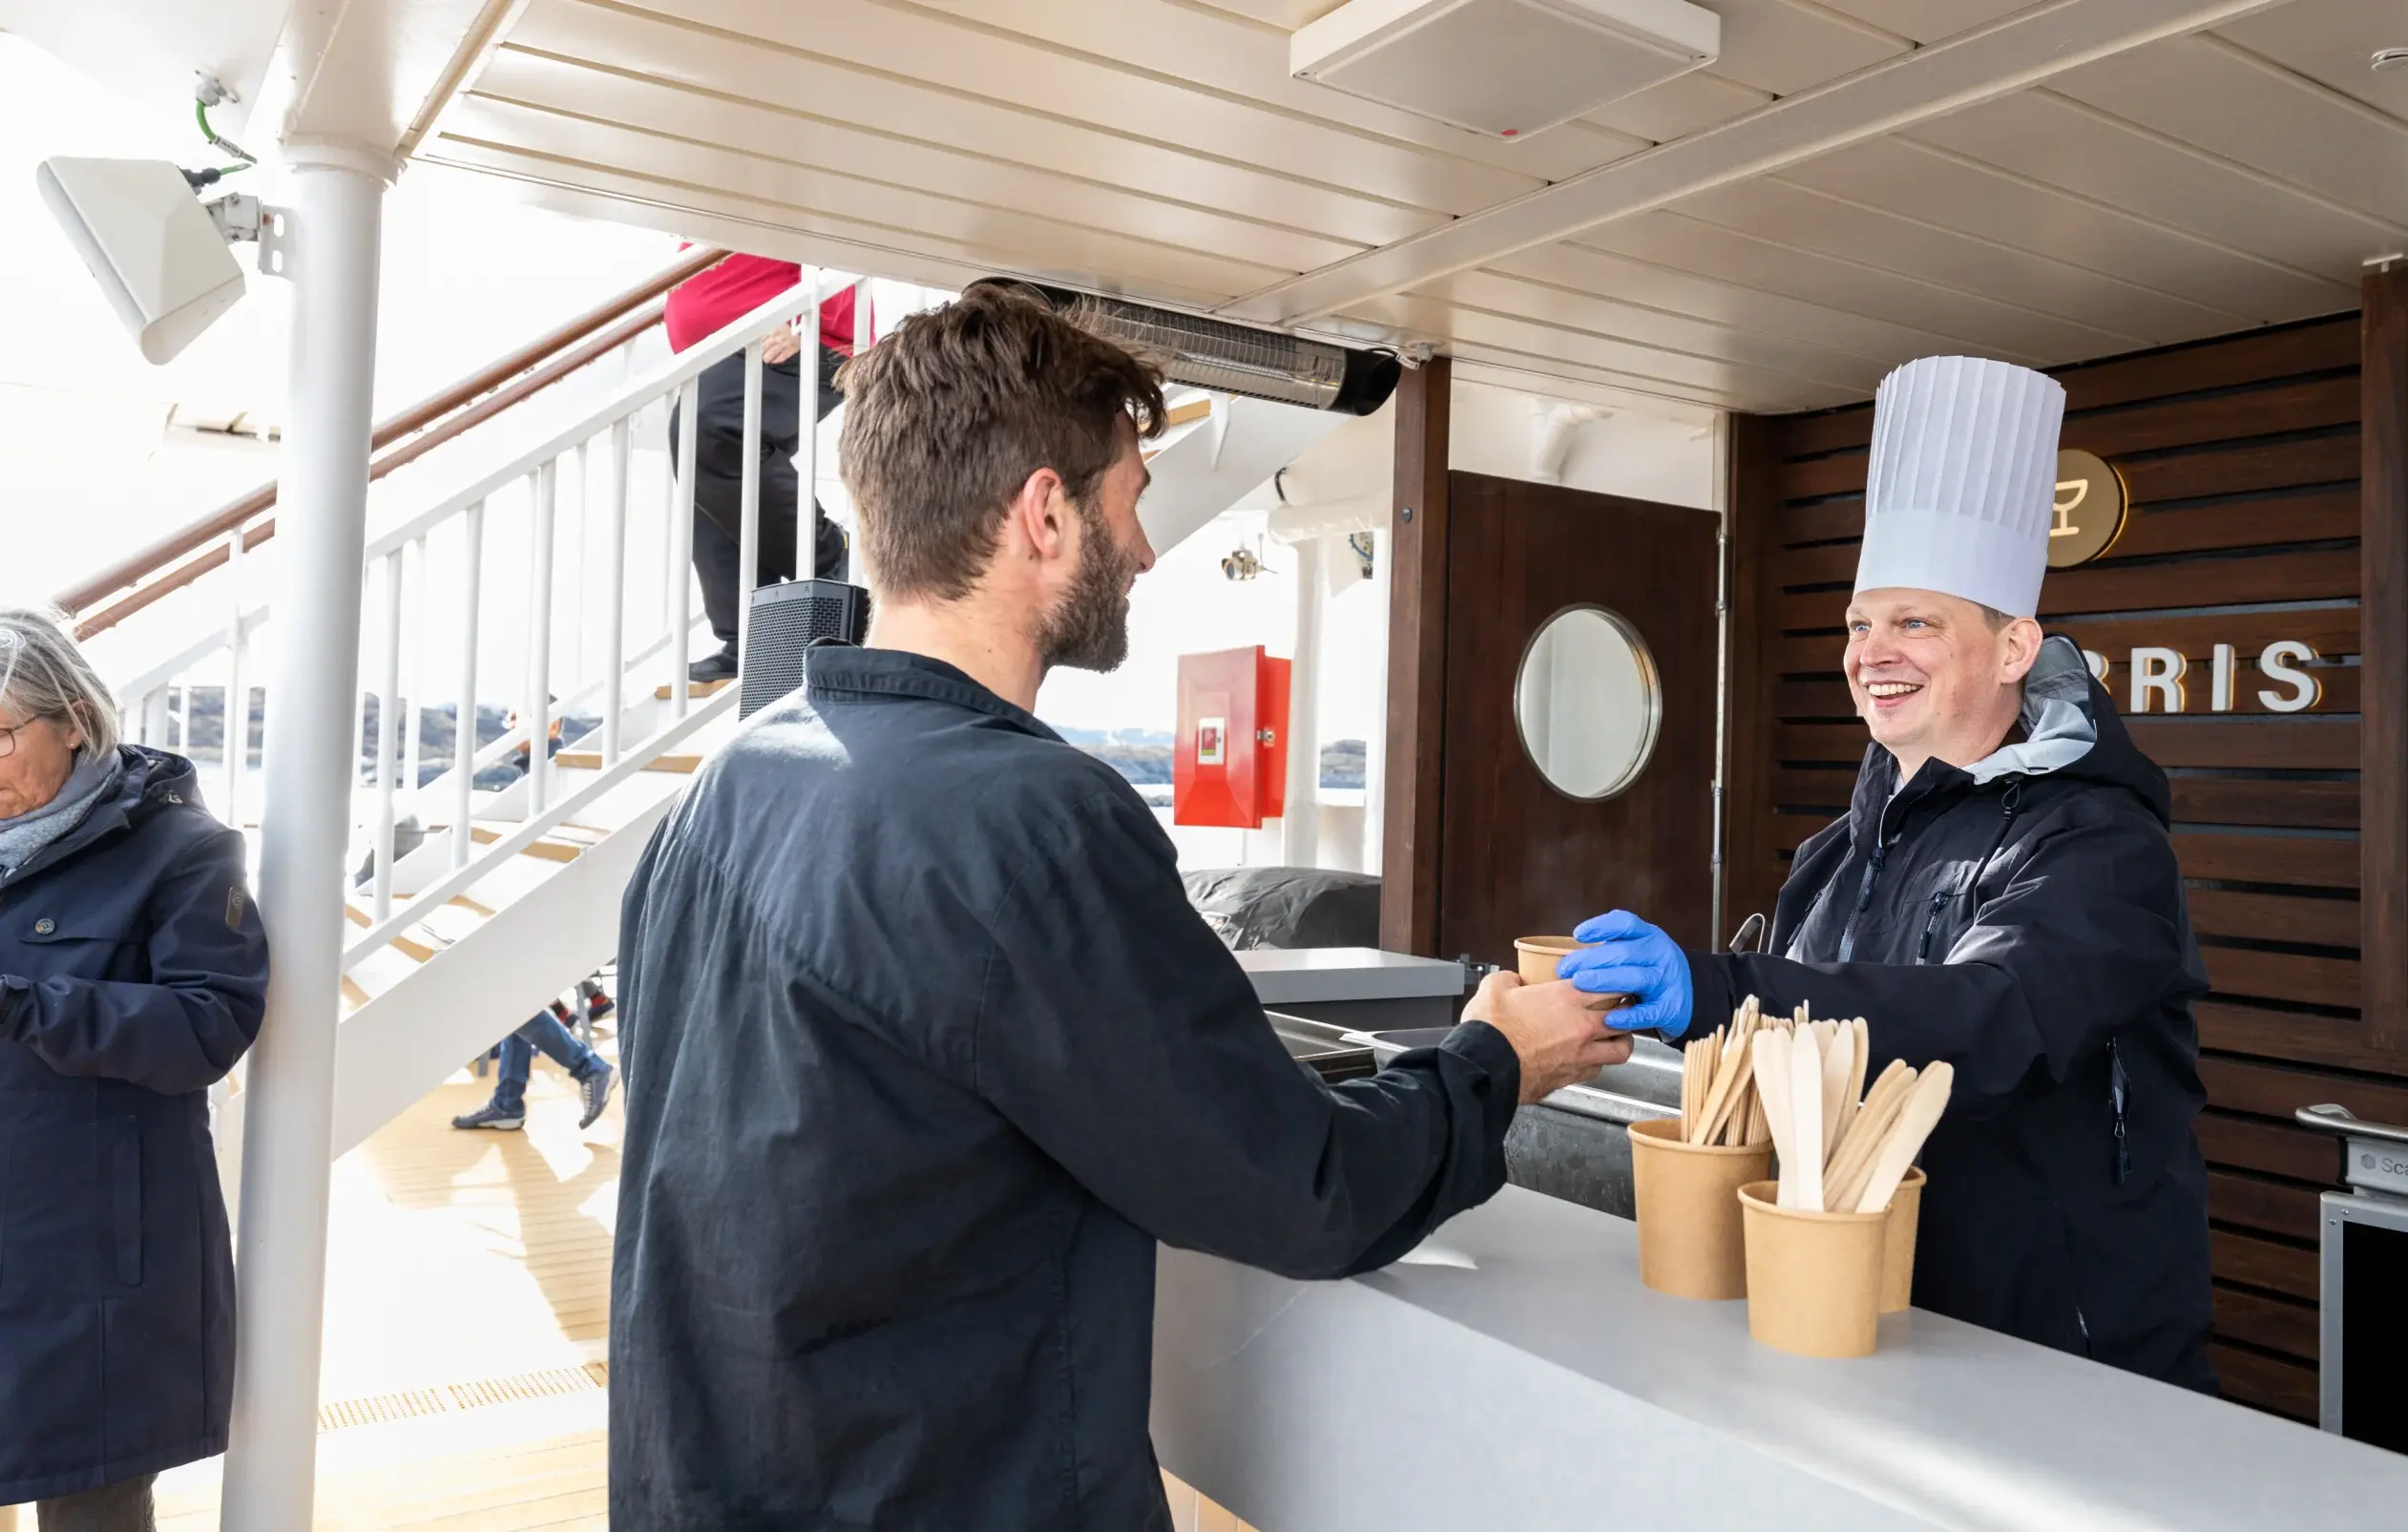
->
[1292, 0, 1721, 140]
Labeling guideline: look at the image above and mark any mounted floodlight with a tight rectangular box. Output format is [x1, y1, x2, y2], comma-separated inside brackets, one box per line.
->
[38, 157, 247, 364]
[971, 279, 1402, 416]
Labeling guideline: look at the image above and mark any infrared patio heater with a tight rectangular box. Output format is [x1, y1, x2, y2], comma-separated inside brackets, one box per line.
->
[741, 285, 1404, 716]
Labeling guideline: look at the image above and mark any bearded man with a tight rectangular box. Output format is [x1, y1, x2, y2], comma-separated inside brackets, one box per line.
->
[1561, 357, 2216, 1391]
[607, 283, 1627, 1528]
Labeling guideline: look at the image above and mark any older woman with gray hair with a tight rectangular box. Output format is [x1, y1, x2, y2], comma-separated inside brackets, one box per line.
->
[0, 608, 266, 1530]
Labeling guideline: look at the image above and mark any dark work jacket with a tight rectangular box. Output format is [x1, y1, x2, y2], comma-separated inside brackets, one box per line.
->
[0, 748, 267, 1502]
[1689, 639, 2215, 1389]
[609, 646, 1518, 1530]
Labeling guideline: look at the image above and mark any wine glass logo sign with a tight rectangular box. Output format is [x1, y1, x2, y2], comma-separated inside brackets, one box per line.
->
[2046, 449, 2127, 569]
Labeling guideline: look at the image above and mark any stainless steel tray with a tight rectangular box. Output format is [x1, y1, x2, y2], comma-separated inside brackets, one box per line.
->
[1343, 1026, 1679, 1125]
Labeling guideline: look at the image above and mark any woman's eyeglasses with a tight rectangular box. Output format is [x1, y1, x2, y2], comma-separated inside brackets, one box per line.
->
[0, 715, 57, 760]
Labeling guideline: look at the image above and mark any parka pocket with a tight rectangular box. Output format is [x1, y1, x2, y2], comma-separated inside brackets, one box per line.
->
[107, 1116, 143, 1288]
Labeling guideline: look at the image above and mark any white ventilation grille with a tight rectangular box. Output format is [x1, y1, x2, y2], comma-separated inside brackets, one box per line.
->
[1291, 0, 1720, 140]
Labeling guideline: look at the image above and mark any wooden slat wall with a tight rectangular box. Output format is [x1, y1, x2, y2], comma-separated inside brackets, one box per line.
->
[1731, 312, 2378, 1422]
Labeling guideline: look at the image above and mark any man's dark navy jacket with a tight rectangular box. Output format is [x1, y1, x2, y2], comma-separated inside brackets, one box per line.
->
[609, 646, 1519, 1529]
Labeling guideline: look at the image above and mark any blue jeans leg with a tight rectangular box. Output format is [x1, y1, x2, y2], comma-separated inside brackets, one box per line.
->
[492, 1011, 602, 1116]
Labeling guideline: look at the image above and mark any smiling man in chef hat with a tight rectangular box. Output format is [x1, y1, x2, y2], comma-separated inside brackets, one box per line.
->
[1563, 357, 2218, 1390]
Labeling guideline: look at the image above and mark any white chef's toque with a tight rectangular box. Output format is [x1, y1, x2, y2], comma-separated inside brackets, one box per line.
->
[1855, 356, 2065, 619]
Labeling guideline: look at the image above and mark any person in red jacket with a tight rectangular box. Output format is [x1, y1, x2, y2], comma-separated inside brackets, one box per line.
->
[664, 253, 867, 682]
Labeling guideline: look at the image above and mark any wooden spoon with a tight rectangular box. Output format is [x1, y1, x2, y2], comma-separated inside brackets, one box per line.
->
[1818, 1023, 1853, 1160]
[1826, 1061, 1914, 1207]
[1787, 1025, 1825, 1212]
[1833, 1018, 1872, 1151]
[1753, 1030, 1796, 1198]
[1853, 1062, 1956, 1214]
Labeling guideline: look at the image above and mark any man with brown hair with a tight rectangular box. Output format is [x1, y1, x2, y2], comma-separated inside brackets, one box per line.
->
[608, 283, 1626, 1528]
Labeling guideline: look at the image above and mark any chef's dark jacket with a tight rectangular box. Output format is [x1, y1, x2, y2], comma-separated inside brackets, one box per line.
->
[1689, 638, 2215, 1388]
[609, 645, 1519, 1529]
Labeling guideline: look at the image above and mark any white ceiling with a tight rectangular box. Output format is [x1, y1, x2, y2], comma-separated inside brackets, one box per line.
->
[401, 0, 2408, 414]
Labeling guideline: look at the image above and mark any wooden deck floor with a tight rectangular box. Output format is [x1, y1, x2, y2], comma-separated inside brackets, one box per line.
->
[151, 1035, 624, 1530]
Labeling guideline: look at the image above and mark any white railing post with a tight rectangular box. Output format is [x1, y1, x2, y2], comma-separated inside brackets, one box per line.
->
[403, 533, 429, 825]
[453, 500, 484, 870]
[139, 686, 170, 747]
[570, 438, 591, 701]
[670, 379, 699, 718]
[603, 417, 630, 766]
[220, 530, 247, 826]
[737, 338, 764, 674]
[800, 268, 823, 584]
[525, 461, 557, 815]
[223, 145, 390, 1532]
[371, 550, 403, 922]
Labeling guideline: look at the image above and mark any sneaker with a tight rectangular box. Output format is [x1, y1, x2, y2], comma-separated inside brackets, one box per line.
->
[688, 648, 739, 683]
[452, 1102, 525, 1131]
[583, 988, 615, 1021]
[577, 1060, 618, 1130]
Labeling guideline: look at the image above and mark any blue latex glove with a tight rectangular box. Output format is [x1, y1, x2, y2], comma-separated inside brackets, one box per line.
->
[1557, 910, 1695, 1039]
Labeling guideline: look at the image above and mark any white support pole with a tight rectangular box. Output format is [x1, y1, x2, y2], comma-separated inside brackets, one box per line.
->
[736, 339, 764, 673]
[222, 146, 390, 1532]
[602, 417, 631, 766]
[140, 687, 171, 748]
[799, 270, 823, 584]
[526, 463, 558, 815]
[1282, 536, 1325, 871]
[371, 551, 403, 922]
[220, 530, 247, 827]
[452, 501, 484, 870]
[670, 381, 699, 717]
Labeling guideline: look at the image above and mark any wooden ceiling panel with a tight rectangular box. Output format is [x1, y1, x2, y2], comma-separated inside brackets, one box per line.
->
[1574, 211, 2124, 363]
[2047, 31, 2408, 230]
[1907, 90, 2403, 282]
[1340, 288, 1849, 407]
[1667, 177, 2237, 345]
[434, 98, 1296, 301]
[1701, 0, 1909, 95]
[633, 0, 1540, 217]
[909, 0, 1642, 183]
[2217, 0, 2408, 122]
[1581, 70, 1774, 144]
[1775, 136, 2354, 322]
[1404, 266, 1888, 393]
[506, 0, 1441, 248]
[1487, 240, 1987, 365]
[470, 47, 1366, 276]
[1811, 0, 2036, 45]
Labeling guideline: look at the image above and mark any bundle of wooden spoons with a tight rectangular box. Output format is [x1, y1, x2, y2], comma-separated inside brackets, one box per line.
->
[1682, 998, 1954, 1213]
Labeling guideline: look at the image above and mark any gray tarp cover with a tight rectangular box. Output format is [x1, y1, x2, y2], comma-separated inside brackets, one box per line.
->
[1182, 866, 1381, 950]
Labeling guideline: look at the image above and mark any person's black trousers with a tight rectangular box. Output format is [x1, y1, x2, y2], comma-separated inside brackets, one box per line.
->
[670, 345, 849, 654]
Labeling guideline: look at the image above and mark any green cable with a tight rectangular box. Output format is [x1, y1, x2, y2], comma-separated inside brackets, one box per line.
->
[196, 99, 257, 172]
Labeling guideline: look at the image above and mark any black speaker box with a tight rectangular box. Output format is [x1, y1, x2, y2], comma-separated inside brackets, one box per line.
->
[739, 579, 870, 718]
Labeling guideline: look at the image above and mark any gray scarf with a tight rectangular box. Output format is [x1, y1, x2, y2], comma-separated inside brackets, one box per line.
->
[0, 749, 124, 877]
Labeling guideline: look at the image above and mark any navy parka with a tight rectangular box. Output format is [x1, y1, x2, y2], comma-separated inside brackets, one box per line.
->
[0, 746, 267, 1502]
[609, 646, 1519, 1530]
[1688, 639, 2216, 1387]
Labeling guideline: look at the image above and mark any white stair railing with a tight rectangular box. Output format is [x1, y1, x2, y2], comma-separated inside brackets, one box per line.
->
[103, 270, 855, 973]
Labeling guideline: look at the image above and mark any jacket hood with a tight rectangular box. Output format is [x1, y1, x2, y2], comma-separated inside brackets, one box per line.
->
[1853, 636, 2172, 829]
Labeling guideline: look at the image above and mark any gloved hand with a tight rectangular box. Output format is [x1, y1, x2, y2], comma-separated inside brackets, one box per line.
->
[1556, 910, 1695, 1039]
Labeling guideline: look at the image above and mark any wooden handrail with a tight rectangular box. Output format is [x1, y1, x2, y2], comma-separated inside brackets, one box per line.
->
[58, 245, 728, 631]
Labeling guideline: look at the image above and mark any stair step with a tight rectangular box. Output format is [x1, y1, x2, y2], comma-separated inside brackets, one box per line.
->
[342, 902, 441, 962]
[341, 976, 370, 1010]
[554, 750, 702, 774]
[470, 824, 586, 863]
[654, 679, 733, 701]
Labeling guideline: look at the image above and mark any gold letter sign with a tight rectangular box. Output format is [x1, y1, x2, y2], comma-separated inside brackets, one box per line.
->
[2047, 449, 2129, 569]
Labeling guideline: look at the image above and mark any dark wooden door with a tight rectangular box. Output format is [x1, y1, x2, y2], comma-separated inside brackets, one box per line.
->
[1437, 471, 1720, 966]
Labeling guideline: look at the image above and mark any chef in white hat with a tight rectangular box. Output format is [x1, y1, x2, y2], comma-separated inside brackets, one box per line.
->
[1562, 357, 2217, 1390]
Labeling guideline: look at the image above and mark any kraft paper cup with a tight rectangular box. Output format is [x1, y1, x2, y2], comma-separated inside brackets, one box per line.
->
[1514, 934, 1584, 985]
[1738, 1181, 1888, 1358]
[1628, 1118, 1773, 1300]
[1879, 1168, 1926, 1314]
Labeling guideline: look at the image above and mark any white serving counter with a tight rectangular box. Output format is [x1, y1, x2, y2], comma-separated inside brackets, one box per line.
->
[1153, 1186, 2408, 1530]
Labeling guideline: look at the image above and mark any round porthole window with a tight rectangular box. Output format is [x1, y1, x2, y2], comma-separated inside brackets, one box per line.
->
[1514, 605, 1662, 802]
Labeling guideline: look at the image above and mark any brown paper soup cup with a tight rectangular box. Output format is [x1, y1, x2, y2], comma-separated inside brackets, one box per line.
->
[1514, 934, 1584, 985]
[1880, 1167, 1926, 1314]
[1627, 1118, 1772, 1301]
[1737, 1181, 1888, 1358]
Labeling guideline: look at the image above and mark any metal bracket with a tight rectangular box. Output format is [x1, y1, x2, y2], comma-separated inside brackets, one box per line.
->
[256, 204, 296, 279]
[203, 194, 297, 278]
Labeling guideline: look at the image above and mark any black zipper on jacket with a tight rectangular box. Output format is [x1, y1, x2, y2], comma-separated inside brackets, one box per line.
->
[1835, 838, 1890, 963]
[1915, 778, 2025, 964]
[2109, 1038, 2131, 1186]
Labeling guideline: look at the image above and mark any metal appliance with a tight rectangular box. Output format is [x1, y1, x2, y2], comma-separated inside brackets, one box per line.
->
[2297, 1103, 2408, 1452]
